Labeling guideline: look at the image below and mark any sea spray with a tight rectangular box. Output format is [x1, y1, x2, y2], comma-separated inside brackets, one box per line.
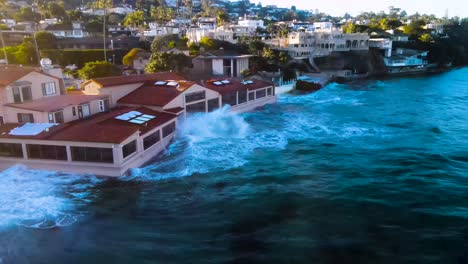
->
[127, 106, 287, 181]
[0, 165, 100, 229]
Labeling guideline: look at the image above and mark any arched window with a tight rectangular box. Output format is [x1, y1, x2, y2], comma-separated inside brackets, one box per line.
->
[346, 40, 351, 48]
[352, 40, 358, 48]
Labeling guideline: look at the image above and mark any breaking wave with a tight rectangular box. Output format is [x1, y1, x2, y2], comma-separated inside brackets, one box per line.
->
[0, 165, 100, 229]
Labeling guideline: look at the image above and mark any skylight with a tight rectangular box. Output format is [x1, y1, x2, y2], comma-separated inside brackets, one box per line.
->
[167, 81, 179, 86]
[213, 81, 222, 86]
[221, 80, 231, 84]
[9, 123, 56, 136]
[115, 111, 156, 124]
[155, 81, 167, 85]
[242, 80, 254, 85]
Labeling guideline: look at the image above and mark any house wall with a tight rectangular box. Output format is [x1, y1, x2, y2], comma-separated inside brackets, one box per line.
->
[4, 72, 61, 104]
[3, 97, 107, 124]
[4, 107, 48, 123]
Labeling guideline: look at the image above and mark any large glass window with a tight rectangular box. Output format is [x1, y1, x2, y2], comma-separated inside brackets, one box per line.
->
[185, 91, 206, 103]
[42, 82, 56, 96]
[248, 91, 255, 101]
[238, 90, 247, 104]
[162, 122, 176, 138]
[78, 104, 91, 118]
[122, 140, 137, 159]
[222, 91, 237, 106]
[267, 87, 273, 96]
[27, 144, 67, 160]
[17, 113, 34, 123]
[21, 86, 32, 101]
[143, 130, 160, 150]
[207, 98, 219, 112]
[71, 146, 113, 163]
[256, 89, 266, 99]
[98, 99, 110, 112]
[12, 87, 21, 103]
[48, 111, 64, 123]
[0, 143, 23, 158]
[186, 101, 206, 113]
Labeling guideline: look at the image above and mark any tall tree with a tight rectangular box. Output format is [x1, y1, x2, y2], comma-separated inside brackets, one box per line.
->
[78, 61, 121, 79]
[123, 10, 145, 28]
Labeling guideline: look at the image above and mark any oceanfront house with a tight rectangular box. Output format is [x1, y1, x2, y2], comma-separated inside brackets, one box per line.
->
[383, 49, 429, 73]
[369, 38, 393, 57]
[0, 107, 177, 177]
[191, 50, 253, 79]
[117, 81, 221, 116]
[0, 65, 64, 125]
[201, 78, 276, 113]
[268, 30, 369, 59]
[44, 22, 86, 38]
[81, 72, 187, 107]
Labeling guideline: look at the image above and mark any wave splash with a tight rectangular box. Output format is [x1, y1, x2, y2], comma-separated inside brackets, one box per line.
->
[0, 165, 100, 229]
[127, 106, 287, 181]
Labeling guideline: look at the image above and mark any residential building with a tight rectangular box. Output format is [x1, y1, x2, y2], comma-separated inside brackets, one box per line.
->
[238, 18, 265, 31]
[81, 72, 187, 107]
[45, 22, 86, 38]
[118, 80, 221, 115]
[202, 78, 276, 113]
[192, 50, 253, 79]
[385, 30, 409, 42]
[369, 38, 393, 57]
[0, 106, 178, 177]
[383, 48, 429, 73]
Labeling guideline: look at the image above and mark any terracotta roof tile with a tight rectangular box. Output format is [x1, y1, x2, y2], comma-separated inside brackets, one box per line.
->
[118, 80, 196, 107]
[0, 107, 177, 144]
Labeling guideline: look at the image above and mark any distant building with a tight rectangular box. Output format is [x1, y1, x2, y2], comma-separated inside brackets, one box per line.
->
[384, 48, 429, 72]
[192, 50, 253, 79]
[45, 22, 86, 38]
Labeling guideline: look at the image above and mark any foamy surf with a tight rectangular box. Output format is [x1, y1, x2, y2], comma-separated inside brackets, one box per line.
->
[0, 165, 100, 230]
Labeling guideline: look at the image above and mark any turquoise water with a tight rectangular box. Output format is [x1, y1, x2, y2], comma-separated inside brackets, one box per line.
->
[1, 68, 468, 263]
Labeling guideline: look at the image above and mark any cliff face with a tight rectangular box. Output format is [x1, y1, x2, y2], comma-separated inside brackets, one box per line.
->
[313, 50, 387, 76]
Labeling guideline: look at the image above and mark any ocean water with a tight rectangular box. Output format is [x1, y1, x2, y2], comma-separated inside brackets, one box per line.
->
[1, 69, 468, 263]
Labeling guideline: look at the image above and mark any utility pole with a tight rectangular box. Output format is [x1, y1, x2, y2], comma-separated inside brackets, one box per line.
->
[32, 30, 41, 66]
[0, 31, 8, 64]
[103, 6, 107, 62]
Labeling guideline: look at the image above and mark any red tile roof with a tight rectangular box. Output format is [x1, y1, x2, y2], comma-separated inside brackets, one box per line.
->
[5, 94, 109, 112]
[202, 78, 273, 94]
[0, 65, 39, 89]
[117, 80, 196, 107]
[84, 72, 188, 88]
[0, 107, 177, 144]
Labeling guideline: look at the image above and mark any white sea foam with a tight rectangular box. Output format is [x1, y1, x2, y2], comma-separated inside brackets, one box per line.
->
[127, 106, 288, 180]
[0, 165, 99, 229]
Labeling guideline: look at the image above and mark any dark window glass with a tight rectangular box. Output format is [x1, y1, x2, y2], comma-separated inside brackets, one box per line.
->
[0, 143, 23, 158]
[18, 113, 34, 123]
[248, 92, 255, 101]
[12, 87, 21, 103]
[122, 140, 137, 159]
[71, 146, 113, 163]
[207, 98, 219, 112]
[21, 86, 32, 101]
[54, 111, 64, 123]
[185, 91, 206, 103]
[72, 107, 76, 116]
[238, 90, 247, 104]
[222, 91, 237, 106]
[186, 101, 206, 113]
[267, 87, 273, 96]
[162, 122, 176, 138]
[27, 144, 67, 160]
[143, 130, 160, 150]
[256, 89, 266, 99]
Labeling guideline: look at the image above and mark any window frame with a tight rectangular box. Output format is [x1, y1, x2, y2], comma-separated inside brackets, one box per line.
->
[42, 82, 57, 96]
